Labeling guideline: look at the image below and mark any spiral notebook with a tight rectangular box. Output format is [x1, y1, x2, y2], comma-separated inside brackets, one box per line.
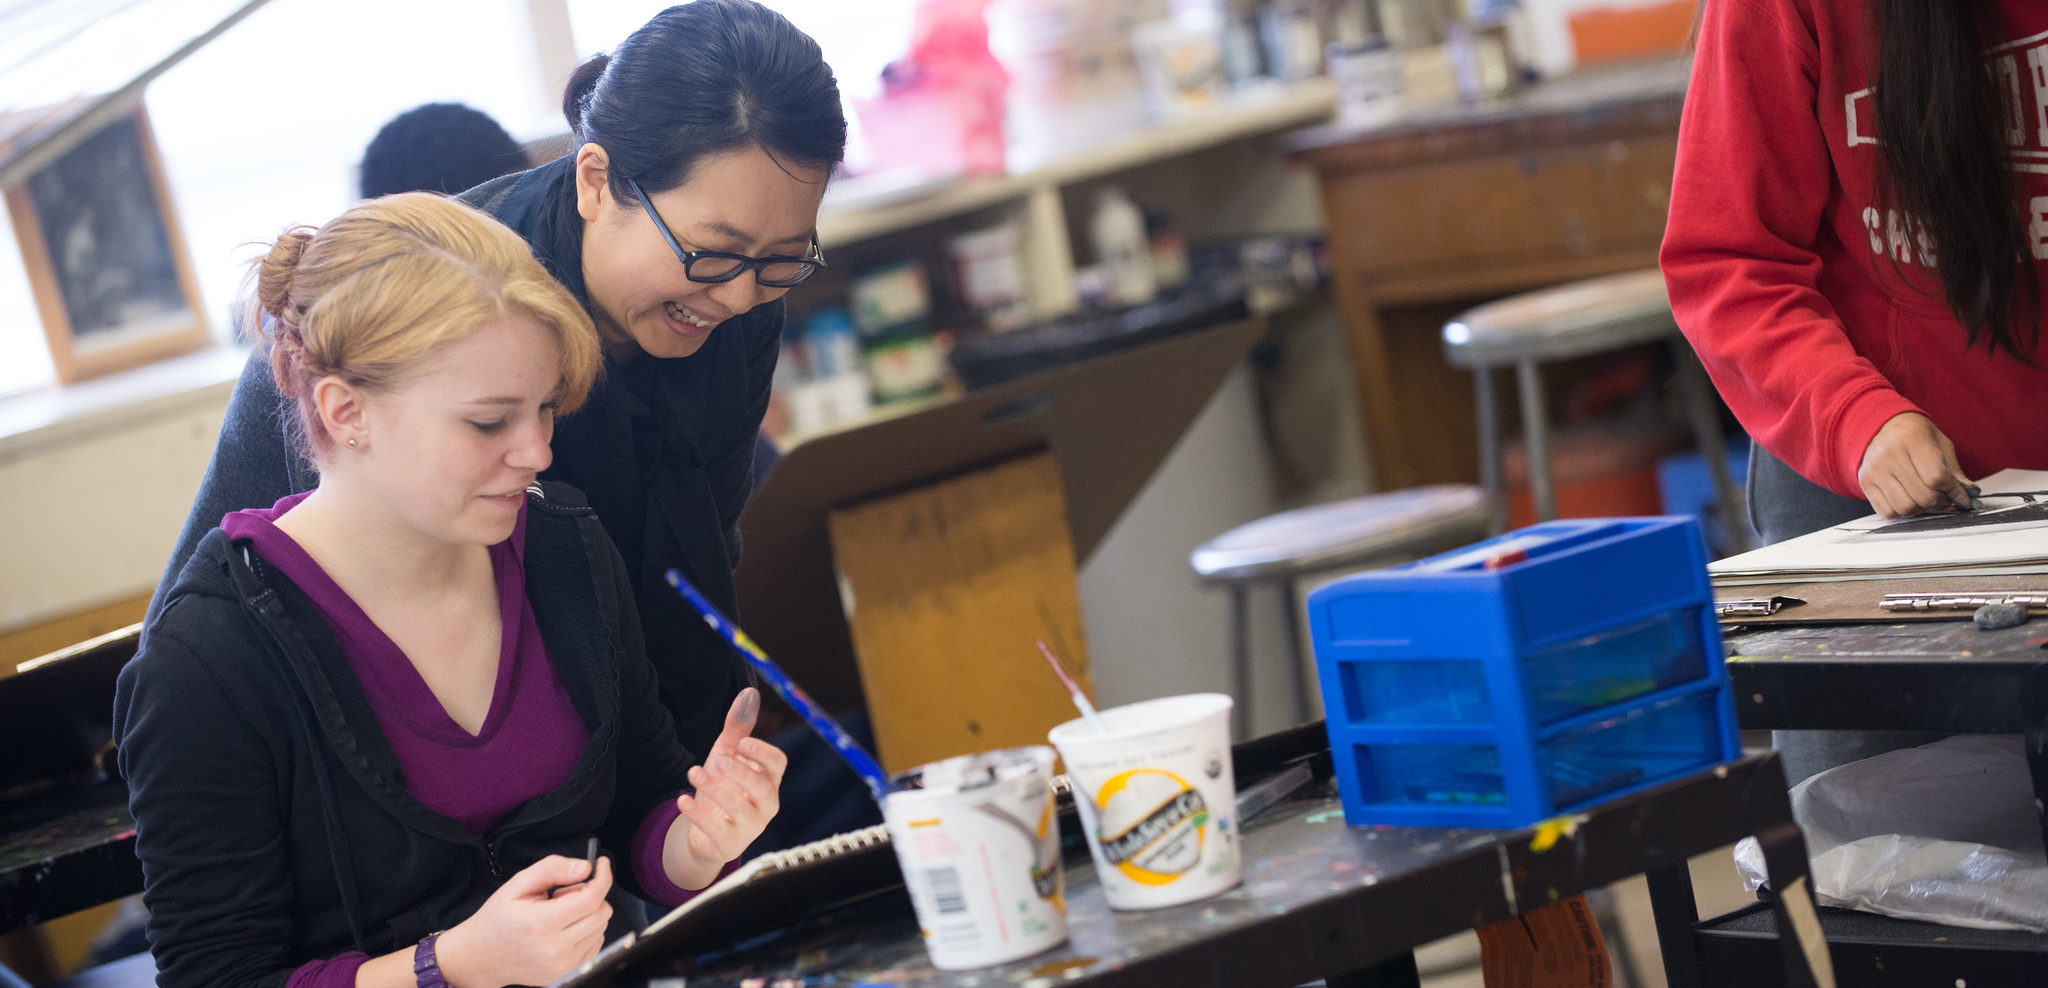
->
[547, 823, 901, 988]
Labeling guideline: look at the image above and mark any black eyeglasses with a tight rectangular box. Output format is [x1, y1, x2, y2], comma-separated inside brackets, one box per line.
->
[626, 178, 825, 288]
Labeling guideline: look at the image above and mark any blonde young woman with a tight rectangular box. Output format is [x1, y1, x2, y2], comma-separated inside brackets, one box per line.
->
[116, 194, 785, 988]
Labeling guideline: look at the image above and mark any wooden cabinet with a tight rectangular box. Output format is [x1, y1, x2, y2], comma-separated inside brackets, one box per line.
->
[1288, 60, 1688, 490]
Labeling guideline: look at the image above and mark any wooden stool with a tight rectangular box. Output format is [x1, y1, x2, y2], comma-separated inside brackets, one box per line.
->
[1442, 269, 1748, 549]
[1190, 485, 1493, 738]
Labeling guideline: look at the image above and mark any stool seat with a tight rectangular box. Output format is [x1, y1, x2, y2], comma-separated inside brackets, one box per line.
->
[1192, 485, 1493, 583]
[1192, 484, 1494, 738]
[1442, 269, 1676, 366]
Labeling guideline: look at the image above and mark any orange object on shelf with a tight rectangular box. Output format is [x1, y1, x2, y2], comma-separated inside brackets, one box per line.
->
[1569, 0, 1698, 64]
[1502, 420, 1685, 529]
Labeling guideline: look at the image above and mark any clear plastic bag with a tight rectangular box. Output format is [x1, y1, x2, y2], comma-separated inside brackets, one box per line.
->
[1733, 734, 2048, 932]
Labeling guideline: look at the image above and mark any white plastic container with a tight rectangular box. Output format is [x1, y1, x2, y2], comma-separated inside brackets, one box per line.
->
[1047, 693, 1240, 910]
[880, 746, 1069, 969]
[1089, 186, 1158, 307]
[1328, 38, 1406, 129]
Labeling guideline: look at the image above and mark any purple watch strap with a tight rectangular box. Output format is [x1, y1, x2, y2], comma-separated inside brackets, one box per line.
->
[413, 931, 451, 988]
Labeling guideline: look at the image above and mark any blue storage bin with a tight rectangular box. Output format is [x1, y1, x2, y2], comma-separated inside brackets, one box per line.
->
[1307, 516, 1740, 829]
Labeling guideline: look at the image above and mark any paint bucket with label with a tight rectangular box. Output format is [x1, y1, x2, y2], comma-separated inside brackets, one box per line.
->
[1047, 693, 1239, 910]
[880, 746, 1068, 969]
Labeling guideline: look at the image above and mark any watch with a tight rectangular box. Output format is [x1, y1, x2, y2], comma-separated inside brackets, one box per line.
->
[413, 930, 451, 988]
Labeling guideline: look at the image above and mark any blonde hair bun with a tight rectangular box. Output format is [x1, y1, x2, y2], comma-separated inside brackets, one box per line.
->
[246, 192, 601, 456]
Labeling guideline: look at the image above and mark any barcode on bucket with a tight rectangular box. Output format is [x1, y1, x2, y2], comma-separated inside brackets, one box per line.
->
[923, 867, 967, 915]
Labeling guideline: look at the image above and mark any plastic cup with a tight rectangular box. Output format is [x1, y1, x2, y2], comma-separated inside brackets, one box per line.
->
[1047, 693, 1240, 910]
[880, 746, 1068, 970]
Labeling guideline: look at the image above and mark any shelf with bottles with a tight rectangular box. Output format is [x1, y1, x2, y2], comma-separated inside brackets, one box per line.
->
[817, 75, 1336, 251]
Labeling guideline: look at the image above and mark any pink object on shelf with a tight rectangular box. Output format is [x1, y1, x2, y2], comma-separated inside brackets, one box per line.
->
[853, 0, 1010, 179]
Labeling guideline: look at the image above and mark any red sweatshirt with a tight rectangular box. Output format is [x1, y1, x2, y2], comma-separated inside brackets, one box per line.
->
[1661, 0, 2048, 498]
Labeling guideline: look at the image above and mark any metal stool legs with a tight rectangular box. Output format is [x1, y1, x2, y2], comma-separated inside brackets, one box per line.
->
[1473, 365, 1506, 534]
[1229, 584, 1252, 739]
[1281, 579, 1311, 725]
[1515, 359, 1558, 521]
[1225, 579, 1315, 739]
[1669, 339, 1751, 552]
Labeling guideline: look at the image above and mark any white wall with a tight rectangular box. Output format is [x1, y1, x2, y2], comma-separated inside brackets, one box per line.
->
[1077, 365, 1307, 740]
[0, 389, 226, 632]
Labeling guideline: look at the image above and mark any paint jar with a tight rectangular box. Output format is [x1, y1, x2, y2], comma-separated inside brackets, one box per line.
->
[1047, 693, 1240, 910]
[880, 746, 1069, 969]
[1328, 36, 1406, 129]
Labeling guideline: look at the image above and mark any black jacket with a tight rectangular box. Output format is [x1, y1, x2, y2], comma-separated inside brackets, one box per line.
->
[115, 482, 695, 988]
[146, 154, 776, 758]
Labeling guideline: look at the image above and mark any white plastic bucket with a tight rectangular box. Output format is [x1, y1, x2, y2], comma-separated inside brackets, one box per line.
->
[880, 746, 1069, 969]
[1047, 693, 1240, 910]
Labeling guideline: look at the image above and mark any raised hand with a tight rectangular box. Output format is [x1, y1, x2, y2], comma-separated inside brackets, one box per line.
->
[664, 687, 789, 889]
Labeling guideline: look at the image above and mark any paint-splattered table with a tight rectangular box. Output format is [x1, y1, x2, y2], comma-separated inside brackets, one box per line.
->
[619, 751, 1824, 988]
[1702, 620, 2048, 981]
[0, 779, 136, 933]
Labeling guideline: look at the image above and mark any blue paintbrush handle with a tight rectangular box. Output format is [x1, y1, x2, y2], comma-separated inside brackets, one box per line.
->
[664, 570, 890, 801]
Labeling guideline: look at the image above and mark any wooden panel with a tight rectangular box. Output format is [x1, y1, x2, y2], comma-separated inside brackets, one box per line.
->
[0, 594, 146, 676]
[1313, 133, 1677, 492]
[1320, 135, 1675, 279]
[827, 451, 1092, 774]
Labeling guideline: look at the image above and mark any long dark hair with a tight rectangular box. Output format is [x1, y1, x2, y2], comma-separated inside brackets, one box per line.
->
[561, 0, 847, 206]
[1869, 0, 2038, 358]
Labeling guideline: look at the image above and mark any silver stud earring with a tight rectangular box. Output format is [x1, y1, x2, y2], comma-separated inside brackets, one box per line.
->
[347, 438, 358, 447]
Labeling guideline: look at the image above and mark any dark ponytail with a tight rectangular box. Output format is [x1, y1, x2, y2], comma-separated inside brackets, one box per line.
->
[564, 0, 847, 205]
[1870, 0, 2039, 358]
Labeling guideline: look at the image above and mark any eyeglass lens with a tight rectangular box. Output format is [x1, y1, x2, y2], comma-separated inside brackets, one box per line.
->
[686, 255, 815, 286]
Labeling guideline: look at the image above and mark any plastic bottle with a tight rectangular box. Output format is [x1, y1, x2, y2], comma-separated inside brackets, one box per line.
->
[1090, 186, 1158, 307]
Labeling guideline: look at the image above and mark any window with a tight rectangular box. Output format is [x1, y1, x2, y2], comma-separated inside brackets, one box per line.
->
[0, 0, 914, 398]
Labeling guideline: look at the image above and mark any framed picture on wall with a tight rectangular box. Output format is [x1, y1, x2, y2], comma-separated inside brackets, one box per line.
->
[5, 104, 208, 384]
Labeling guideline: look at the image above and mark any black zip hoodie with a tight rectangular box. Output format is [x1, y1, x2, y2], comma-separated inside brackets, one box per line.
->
[114, 481, 697, 988]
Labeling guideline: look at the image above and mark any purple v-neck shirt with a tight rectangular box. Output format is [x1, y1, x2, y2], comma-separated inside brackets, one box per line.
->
[224, 493, 689, 988]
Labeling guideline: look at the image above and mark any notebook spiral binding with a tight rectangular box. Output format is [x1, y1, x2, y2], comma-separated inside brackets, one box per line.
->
[758, 774, 1075, 872]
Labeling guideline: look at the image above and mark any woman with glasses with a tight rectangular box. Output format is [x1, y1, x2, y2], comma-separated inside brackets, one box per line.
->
[155, 0, 847, 770]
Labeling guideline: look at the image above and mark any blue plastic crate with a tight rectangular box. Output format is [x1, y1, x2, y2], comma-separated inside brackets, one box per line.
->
[1306, 516, 1740, 829]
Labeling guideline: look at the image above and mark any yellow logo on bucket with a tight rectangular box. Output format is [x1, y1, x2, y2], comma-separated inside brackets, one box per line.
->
[1093, 768, 1208, 886]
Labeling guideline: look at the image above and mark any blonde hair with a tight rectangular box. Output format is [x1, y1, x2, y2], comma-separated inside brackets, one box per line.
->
[250, 192, 601, 457]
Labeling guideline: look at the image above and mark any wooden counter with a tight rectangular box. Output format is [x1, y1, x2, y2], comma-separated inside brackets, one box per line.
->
[1288, 58, 1689, 490]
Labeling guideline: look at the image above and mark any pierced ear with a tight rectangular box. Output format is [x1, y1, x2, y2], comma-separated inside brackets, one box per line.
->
[309, 375, 369, 451]
[573, 143, 610, 223]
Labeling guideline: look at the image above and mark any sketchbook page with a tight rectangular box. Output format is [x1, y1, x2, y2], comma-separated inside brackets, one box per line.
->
[1709, 469, 2048, 577]
[1713, 563, 2048, 587]
[550, 824, 898, 988]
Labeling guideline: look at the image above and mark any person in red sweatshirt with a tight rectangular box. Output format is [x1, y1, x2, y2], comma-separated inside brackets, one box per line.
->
[1662, 0, 2048, 544]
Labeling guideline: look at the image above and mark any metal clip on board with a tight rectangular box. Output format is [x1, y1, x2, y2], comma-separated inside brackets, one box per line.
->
[1714, 596, 1805, 619]
[1879, 591, 2048, 613]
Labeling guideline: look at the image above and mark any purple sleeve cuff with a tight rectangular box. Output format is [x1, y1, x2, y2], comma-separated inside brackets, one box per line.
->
[631, 795, 745, 907]
[286, 951, 369, 988]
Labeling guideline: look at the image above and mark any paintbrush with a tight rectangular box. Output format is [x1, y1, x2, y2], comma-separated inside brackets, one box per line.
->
[664, 569, 892, 802]
[1036, 639, 1103, 732]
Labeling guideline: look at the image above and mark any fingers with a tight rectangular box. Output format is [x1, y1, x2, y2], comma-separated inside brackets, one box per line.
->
[505, 853, 592, 896]
[737, 736, 789, 781]
[544, 900, 613, 982]
[706, 688, 762, 761]
[1858, 413, 1971, 517]
[539, 856, 612, 919]
[1906, 442, 1969, 510]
